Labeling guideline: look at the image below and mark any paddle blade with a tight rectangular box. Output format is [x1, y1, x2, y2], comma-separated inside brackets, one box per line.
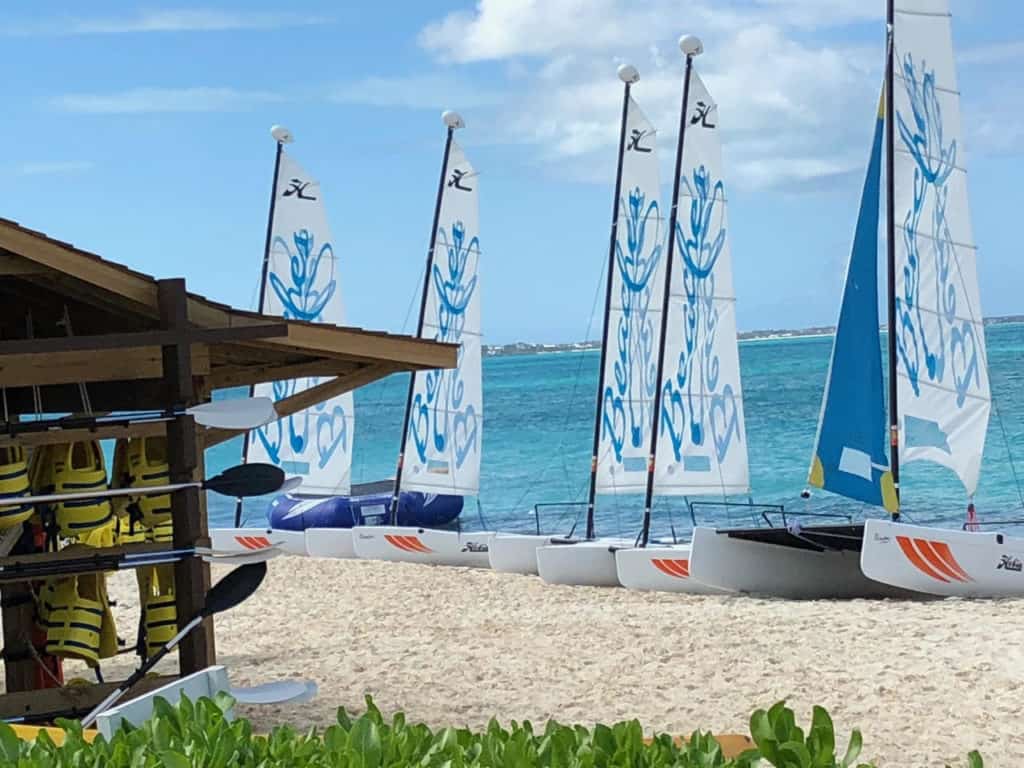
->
[202, 561, 267, 618]
[204, 463, 285, 497]
[279, 476, 304, 494]
[187, 397, 278, 430]
[228, 679, 317, 705]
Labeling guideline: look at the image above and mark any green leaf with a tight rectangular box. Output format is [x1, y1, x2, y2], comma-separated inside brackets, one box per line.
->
[967, 750, 984, 768]
[780, 740, 813, 768]
[159, 749, 192, 768]
[0, 721, 21, 762]
[349, 715, 383, 768]
[841, 729, 863, 768]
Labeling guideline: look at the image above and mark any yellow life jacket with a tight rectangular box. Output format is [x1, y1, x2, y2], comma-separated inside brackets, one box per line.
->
[0, 446, 34, 529]
[35, 442, 113, 539]
[40, 568, 117, 665]
[140, 563, 177, 659]
[126, 437, 171, 528]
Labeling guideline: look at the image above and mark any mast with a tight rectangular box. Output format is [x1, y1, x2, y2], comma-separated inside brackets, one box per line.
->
[885, 1, 901, 521]
[582, 64, 638, 541]
[389, 111, 464, 524]
[236, 124, 292, 527]
[639, 35, 702, 547]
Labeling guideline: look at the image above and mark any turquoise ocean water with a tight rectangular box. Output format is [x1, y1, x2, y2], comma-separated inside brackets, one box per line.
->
[212, 323, 1024, 537]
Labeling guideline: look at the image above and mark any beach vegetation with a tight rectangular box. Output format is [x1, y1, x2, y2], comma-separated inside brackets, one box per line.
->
[0, 694, 984, 767]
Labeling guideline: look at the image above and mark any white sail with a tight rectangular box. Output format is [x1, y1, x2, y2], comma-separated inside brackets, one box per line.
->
[654, 70, 749, 496]
[401, 141, 482, 496]
[893, 0, 990, 496]
[596, 97, 666, 494]
[247, 149, 354, 495]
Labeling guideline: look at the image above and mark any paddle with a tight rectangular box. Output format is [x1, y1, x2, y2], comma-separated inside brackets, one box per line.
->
[3, 397, 278, 436]
[80, 561, 268, 728]
[12, 462, 287, 507]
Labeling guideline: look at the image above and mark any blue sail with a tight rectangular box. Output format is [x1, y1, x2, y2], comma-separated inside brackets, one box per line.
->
[808, 94, 897, 513]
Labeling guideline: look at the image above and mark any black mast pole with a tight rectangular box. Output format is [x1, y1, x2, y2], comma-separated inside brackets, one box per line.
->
[639, 36, 701, 547]
[885, 2, 901, 521]
[236, 127, 289, 527]
[389, 112, 462, 525]
[582, 65, 637, 541]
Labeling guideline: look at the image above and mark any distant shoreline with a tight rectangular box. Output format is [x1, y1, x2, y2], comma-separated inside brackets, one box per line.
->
[483, 315, 1023, 357]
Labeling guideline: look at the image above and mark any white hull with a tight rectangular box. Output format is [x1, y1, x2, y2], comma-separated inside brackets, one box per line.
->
[304, 528, 356, 559]
[615, 544, 729, 594]
[210, 527, 308, 556]
[688, 526, 919, 599]
[488, 533, 554, 574]
[536, 538, 627, 587]
[352, 526, 494, 568]
[861, 519, 1024, 598]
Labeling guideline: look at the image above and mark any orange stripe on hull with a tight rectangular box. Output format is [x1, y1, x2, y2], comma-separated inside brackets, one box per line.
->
[914, 539, 966, 583]
[652, 558, 690, 579]
[896, 535, 949, 582]
[401, 535, 433, 553]
[931, 540, 971, 582]
[384, 534, 415, 552]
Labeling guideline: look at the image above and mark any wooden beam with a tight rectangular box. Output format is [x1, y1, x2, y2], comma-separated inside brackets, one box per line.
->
[250, 324, 457, 370]
[0, 252, 43, 275]
[0, 675, 175, 721]
[0, 323, 288, 357]
[206, 358, 353, 389]
[0, 347, 210, 388]
[158, 279, 215, 677]
[203, 362, 399, 449]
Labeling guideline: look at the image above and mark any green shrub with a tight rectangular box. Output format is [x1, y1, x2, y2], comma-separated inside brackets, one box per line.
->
[0, 694, 984, 767]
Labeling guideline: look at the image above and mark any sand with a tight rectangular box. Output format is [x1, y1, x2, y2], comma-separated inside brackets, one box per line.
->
[49, 557, 1024, 765]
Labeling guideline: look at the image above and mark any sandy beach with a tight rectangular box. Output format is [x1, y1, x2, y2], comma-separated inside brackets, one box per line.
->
[54, 557, 1024, 765]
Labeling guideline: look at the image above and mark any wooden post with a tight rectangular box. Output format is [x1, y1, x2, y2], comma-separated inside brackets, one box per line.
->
[157, 279, 215, 674]
[1, 526, 42, 693]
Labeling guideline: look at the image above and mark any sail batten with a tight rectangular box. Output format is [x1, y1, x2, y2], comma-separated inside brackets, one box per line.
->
[247, 149, 355, 495]
[654, 70, 749, 497]
[401, 140, 482, 497]
[595, 96, 666, 495]
[893, 0, 990, 496]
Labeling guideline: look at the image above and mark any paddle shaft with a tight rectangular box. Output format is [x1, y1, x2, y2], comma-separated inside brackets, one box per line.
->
[9, 481, 202, 507]
[80, 615, 203, 728]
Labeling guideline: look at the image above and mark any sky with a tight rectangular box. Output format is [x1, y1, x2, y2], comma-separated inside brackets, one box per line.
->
[3, 1, 1023, 345]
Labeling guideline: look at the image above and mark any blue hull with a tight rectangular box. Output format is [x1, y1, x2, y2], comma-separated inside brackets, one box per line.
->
[267, 491, 464, 531]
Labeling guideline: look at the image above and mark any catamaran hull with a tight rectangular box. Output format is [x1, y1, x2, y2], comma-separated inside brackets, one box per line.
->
[488, 534, 554, 574]
[209, 527, 308, 557]
[536, 539, 626, 587]
[615, 544, 730, 594]
[861, 520, 1024, 598]
[352, 526, 494, 568]
[304, 528, 356, 559]
[688, 526, 919, 599]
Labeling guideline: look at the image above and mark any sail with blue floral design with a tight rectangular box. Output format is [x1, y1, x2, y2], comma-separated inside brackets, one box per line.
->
[247, 150, 355, 495]
[596, 96, 666, 494]
[654, 70, 749, 497]
[401, 141, 482, 496]
[808, 90, 898, 513]
[893, 0, 990, 496]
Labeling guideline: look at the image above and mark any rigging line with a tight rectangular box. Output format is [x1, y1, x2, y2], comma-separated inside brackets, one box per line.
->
[992, 395, 1024, 510]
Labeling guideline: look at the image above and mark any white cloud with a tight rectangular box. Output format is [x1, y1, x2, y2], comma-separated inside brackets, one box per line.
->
[16, 161, 95, 176]
[3, 10, 328, 36]
[52, 87, 283, 114]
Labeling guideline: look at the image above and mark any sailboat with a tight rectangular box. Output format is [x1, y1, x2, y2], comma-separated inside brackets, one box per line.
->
[351, 111, 492, 568]
[211, 125, 352, 557]
[690, 0, 991, 599]
[211, 126, 470, 560]
[615, 36, 746, 595]
[496, 63, 666, 586]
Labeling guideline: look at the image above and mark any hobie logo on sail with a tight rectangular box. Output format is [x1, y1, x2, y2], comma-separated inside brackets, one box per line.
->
[448, 169, 473, 192]
[283, 178, 317, 200]
[627, 128, 653, 153]
[690, 101, 716, 129]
